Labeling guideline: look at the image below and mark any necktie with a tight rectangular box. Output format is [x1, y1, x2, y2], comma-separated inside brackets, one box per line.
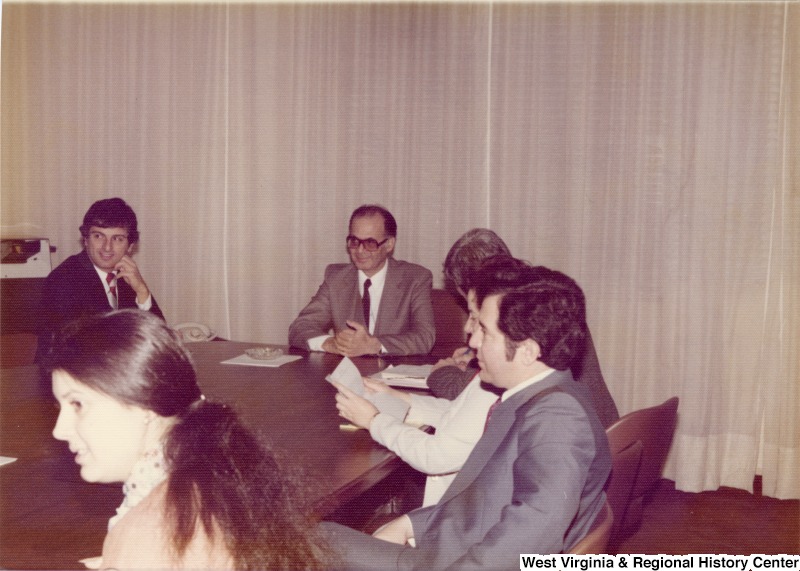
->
[484, 397, 502, 432]
[106, 272, 118, 309]
[362, 279, 372, 332]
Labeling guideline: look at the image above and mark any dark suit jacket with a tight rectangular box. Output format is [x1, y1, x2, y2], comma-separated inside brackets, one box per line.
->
[35, 250, 165, 361]
[288, 258, 435, 355]
[427, 328, 620, 428]
[323, 370, 612, 570]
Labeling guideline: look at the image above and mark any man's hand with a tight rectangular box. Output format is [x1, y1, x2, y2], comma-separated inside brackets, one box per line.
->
[79, 556, 102, 569]
[372, 514, 414, 545]
[333, 320, 382, 357]
[334, 382, 379, 429]
[321, 337, 343, 355]
[430, 346, 474, 372]
[114, 254, 151, 304]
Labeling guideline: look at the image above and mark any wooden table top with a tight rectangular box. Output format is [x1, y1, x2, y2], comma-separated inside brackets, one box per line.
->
[0, 341, 425, 569]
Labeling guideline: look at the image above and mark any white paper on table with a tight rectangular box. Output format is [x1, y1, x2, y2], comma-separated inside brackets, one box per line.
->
[326, 357, 411, 421]
[0, 456, 17, 467]
[221, 354, 303, 368]
[373, 364, 434, 390]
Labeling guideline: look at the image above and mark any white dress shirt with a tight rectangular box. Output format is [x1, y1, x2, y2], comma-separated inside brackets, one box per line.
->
[308, 262, 389, 352]
[93, 265, 152, 311]
[369, 374, 499, 506]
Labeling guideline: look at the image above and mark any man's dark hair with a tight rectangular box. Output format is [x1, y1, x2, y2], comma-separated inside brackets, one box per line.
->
[80, 197, 140, 244]
[444, 228, 511, 294]
[349, 204, 397, 238]
[474, 259, 587, 370]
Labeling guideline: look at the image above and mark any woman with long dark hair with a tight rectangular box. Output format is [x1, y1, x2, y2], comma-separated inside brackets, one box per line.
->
[45, 310, 329, 570]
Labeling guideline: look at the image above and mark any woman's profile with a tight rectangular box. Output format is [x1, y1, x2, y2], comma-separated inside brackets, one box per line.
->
[45, 310, 330, 570]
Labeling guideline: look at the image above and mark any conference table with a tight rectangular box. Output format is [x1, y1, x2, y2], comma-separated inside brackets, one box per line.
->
[0, 341, 431, 570]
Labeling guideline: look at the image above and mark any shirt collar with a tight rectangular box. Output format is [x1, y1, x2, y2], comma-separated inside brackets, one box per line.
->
[501, 368, 556, 402]
[358, 260, 388, 291]
[93, 265, 116, 290]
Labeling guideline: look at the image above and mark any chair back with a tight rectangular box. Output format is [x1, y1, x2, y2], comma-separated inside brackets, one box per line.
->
[567, 500, 613, 554]
[429, 288, 467, 358]
[604, 440, 642, 551]
[605, 396, 679, 533]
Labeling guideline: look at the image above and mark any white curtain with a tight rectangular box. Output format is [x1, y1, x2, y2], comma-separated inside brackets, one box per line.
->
[2, 2, 797, 499]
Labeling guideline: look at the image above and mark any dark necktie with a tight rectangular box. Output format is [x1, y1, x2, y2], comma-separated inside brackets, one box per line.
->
[362, 279, 372, 331]
[484, 397, 502, 432]
[106, 272, 118, 309]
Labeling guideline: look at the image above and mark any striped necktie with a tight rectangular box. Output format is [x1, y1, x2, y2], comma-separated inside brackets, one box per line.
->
[484, 397, 502, 432]
[106, 272, 118, 309]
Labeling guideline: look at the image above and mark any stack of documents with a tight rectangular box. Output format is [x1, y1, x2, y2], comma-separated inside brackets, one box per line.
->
[375, 364, 434, 389]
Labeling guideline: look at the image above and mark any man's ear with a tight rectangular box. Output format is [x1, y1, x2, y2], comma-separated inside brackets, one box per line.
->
[517, 339, 542, 366]
[385, 236, 396, 255]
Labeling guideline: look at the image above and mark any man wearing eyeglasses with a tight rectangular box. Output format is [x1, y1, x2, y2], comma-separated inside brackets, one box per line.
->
[289, 204, 435, 357]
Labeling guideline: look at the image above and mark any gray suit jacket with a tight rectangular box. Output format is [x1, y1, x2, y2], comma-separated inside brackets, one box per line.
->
[288, 258, 435, 355]
[323, 370, 612, 570]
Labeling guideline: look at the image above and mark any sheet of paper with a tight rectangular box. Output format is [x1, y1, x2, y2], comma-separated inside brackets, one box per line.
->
[326, 357, 411, 421]
[221, 354, 303, 368]
[379, 364, 434, 379]
[0, 456, 17, 467]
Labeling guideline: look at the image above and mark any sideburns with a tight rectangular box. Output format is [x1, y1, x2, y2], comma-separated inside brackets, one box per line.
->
[504, 337, 520, 361]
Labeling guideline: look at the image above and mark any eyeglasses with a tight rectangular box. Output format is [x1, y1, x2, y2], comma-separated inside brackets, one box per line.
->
[346, 235, 389, 252]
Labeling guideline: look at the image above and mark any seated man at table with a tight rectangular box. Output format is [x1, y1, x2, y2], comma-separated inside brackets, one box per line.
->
[289, 205, 435, 357]
[428, 228, 620, 428]
[35, 197, 165, 361]
[323, 267, 612, 569]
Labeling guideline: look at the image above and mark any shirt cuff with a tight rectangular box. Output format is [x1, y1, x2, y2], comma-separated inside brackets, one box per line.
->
[136, 295, 153, 311]
[307, 334, 331, 351]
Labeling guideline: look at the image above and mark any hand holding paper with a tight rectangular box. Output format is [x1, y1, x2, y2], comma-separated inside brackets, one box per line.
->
[334, 382, 380, 429]
[326, 357, 410, 421]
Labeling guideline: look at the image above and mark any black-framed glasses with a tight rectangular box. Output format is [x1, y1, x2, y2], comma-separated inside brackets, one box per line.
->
[346, 235, 389, 252]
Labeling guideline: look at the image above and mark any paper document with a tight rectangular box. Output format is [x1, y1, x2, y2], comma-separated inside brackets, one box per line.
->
[221, 354, 303, 368]
[0, 456, 17, 467]
[326, 357, 411, 421]
[375, 364, 434, 390]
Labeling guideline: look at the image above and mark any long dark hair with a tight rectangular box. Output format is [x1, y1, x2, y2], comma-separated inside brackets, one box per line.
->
[45, 310, 329, 569]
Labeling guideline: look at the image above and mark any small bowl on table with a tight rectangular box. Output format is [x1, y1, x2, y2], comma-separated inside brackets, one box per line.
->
[245, 347, 284, 360]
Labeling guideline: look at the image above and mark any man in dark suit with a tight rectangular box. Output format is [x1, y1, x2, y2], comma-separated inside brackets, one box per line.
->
[324, 266, 611, 569]
[428, 228, 620, 427]
[288, 205, 434, 356]
[35, 198, 164, 361]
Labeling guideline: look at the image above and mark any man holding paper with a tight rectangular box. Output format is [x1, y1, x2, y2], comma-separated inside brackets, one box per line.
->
[325, 265, 611, 569]
[288, 205, 435, 357]
[333, 257, 529, 507]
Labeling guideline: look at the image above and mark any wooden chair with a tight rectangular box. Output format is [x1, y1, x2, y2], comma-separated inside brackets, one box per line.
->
[429, 288, 468, 359]
[604, 440, 642, 552]
[605, 397, 679, 535]
[0, 332, 38, 368]
[567, 500, 613, 554]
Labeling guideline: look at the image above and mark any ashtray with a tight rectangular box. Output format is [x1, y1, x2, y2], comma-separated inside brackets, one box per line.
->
[245, 347, 284, 360]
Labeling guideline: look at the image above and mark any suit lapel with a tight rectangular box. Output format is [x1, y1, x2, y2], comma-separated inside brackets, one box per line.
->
[373, 258, 397, 337]
[438, 371, 572, 502]
[78, 251, 115, 310]
[338, 265, 364, 327]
